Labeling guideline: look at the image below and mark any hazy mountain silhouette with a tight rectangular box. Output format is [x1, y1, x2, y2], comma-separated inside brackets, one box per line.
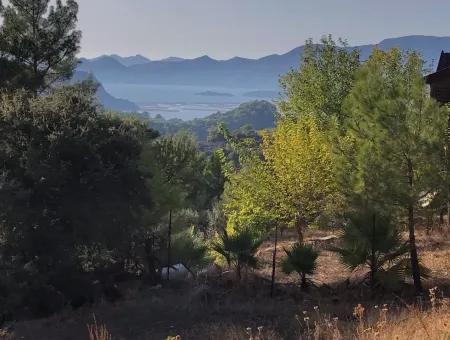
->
[72, 71, 139, 112]
[77, 35, 450, 89]
[109, 54, 151, 66]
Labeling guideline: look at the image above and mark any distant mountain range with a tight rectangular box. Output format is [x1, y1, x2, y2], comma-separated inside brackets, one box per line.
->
[78, 36, 450, 90]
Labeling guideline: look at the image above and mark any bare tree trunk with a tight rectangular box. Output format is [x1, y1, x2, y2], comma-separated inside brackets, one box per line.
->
[295, 215, 306, 244]
[407, 160, 423, 294]
[270, 224, 278, 298]
[300, 273, 307, 290]
[370, 213, 377, 288]
[447, 109, 450, 229]
[166, 209, 172, 281]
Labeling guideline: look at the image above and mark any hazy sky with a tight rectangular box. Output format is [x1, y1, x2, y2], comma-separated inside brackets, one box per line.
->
[76, 0, 449, 60]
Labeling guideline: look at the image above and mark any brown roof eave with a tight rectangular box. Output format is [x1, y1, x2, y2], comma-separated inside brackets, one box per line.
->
[425, 66, 450, 84]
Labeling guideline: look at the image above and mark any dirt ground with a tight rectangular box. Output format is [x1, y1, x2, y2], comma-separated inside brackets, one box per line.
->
[2, 227, 450, 340]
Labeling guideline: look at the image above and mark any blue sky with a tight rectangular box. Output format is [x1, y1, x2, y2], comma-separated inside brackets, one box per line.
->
[77, 0, 449, 59]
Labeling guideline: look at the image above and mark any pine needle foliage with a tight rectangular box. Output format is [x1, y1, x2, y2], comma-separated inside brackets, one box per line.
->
[334, 209, 410, 290]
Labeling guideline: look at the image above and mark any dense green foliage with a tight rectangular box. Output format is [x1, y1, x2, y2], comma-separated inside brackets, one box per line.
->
[343, 48, 447, 292]
[148, 100, 276, 142]
[0, 0, 81, 93]
[279, 35, 360, 126]
[0, 84, 154, 317]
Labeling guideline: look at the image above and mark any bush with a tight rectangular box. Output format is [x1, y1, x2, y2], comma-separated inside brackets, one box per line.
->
[282, 243, 319, 289]
[333, 209, 410, 290]
[211, 229, 262, 280]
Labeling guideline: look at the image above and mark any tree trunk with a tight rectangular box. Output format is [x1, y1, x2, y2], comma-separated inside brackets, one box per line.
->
[295, 215, 306, 244]
[144, 235, 160, 285]
[407, 160, 423, 294]
[447, 109, 450, 228]
[370, 213, 377, 288]
[166, 209, 172, 281]
[270, 224, 278, 298]
[300, 273, 307, 290]
[236, 262, 241, 281]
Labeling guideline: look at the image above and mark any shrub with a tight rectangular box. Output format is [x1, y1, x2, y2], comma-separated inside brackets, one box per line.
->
[281, 243, 319, 289]
[211, 229, 262, 280]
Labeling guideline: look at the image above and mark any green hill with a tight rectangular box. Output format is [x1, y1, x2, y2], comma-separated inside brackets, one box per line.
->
[148, 100, 277, 142]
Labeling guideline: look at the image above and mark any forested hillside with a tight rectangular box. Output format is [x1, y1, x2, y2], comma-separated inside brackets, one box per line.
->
[148, 100, 276, 141]
[0, 1, 449, 340]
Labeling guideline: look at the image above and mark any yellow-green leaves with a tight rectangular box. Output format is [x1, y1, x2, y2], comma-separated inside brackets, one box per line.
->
[223, 114, 341, 234]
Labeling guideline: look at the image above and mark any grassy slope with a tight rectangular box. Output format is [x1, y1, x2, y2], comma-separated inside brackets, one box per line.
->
[4, 228, 450, 340]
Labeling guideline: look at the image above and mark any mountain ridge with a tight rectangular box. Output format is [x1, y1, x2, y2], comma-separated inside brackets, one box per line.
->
[77, 35, 450, 93]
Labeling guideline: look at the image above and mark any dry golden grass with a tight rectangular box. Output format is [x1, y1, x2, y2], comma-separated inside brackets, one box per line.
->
[87, 315, 112, 340]
[3, 228, 450, 340]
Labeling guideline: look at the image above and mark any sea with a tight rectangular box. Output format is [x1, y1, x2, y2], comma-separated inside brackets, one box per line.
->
[102, 83, 278, 120]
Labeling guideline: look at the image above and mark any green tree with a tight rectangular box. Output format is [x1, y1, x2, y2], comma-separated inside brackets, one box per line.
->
[344, 48, 447, 293]
[279, 35, 360, 126]
[281, 244, 319, 290]
[334, 208, 409, 290]
[0, 0, 81, 93]
[140, 133, 204, 280]
[262, 115, 342, 243]
[0, 84, 153, 313]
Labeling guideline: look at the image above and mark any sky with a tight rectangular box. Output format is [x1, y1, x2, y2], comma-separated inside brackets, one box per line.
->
[74, 0, 450, 60]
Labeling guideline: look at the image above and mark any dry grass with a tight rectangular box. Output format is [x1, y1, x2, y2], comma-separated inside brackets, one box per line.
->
[2, 228, 450, 340]
[87, 315, 112, 340]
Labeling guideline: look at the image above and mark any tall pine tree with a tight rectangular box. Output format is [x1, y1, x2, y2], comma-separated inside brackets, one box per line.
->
[344, 49, 447, 293]
[0, 0, 81, 93]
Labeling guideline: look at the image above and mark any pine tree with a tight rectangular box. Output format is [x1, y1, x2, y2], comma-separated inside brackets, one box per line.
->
[344, 49, 447, 293]
[0, 0, 81, 93]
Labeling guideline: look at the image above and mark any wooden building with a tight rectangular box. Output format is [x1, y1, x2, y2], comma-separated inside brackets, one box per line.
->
[425, 51, 450, 103]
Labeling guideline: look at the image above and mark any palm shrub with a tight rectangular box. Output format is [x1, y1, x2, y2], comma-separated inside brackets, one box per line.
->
[282, 243, 319, 289]
[211, 229, 262, 280]
[333, 209, 410, 290]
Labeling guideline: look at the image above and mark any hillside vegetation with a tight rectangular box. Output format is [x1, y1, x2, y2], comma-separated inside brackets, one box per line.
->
[0, 2, 449, 340]
[148, 100, 277, 141]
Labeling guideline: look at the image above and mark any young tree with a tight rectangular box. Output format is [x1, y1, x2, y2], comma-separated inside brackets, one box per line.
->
[141, 133, 203, 280]
[279, 35, 360, 126]
[334, 208, 409, 290]
[262, 115, 342, 243]
[0, 0, 81, 93]
[281, 243, 319, 290]
[344, 49, 447, 293]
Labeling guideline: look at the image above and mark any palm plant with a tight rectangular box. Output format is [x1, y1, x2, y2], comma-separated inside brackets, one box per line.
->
[211, 229, 262, 280]
[282, 243, 319, 289]
[333, 209, 410, 290]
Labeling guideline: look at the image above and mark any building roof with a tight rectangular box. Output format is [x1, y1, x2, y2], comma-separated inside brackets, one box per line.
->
[426, 51, 450, 84]
[437, 51, 450, 71]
